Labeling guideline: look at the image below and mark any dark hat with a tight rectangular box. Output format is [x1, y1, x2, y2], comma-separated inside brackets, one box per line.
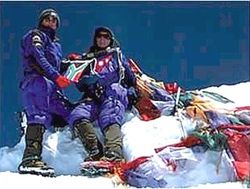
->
[94, 26, 114, 40]
[38, 9, 60, 28]
[88, 26, 120, 53]
[93, 26, 120, 48]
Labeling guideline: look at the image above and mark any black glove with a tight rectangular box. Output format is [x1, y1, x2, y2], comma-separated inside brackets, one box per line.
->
[127, 87, 139, 109]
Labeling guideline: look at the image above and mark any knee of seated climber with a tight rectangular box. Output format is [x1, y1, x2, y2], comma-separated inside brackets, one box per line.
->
[68, 103, 94, 127]
[106, 83, 129, 107]
[98, 98, 126, 131]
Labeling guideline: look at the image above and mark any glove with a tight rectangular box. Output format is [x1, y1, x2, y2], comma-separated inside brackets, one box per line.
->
[55, 75, 71, 89]
[127, 87, 139, 107]
[67, 53, 82, 60]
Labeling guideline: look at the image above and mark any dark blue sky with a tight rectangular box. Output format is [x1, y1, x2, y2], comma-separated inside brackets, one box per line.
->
[0, 1, 249, 147]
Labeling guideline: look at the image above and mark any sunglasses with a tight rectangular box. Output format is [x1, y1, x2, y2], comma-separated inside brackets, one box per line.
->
[96, 33, 111, 39]
[44, 16, 57, 23]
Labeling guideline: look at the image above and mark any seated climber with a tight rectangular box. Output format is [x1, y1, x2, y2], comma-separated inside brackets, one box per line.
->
[68, 26, 137, 162]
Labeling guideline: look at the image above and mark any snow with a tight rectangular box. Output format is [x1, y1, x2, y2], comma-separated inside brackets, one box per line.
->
[0, 82, 250, 188]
